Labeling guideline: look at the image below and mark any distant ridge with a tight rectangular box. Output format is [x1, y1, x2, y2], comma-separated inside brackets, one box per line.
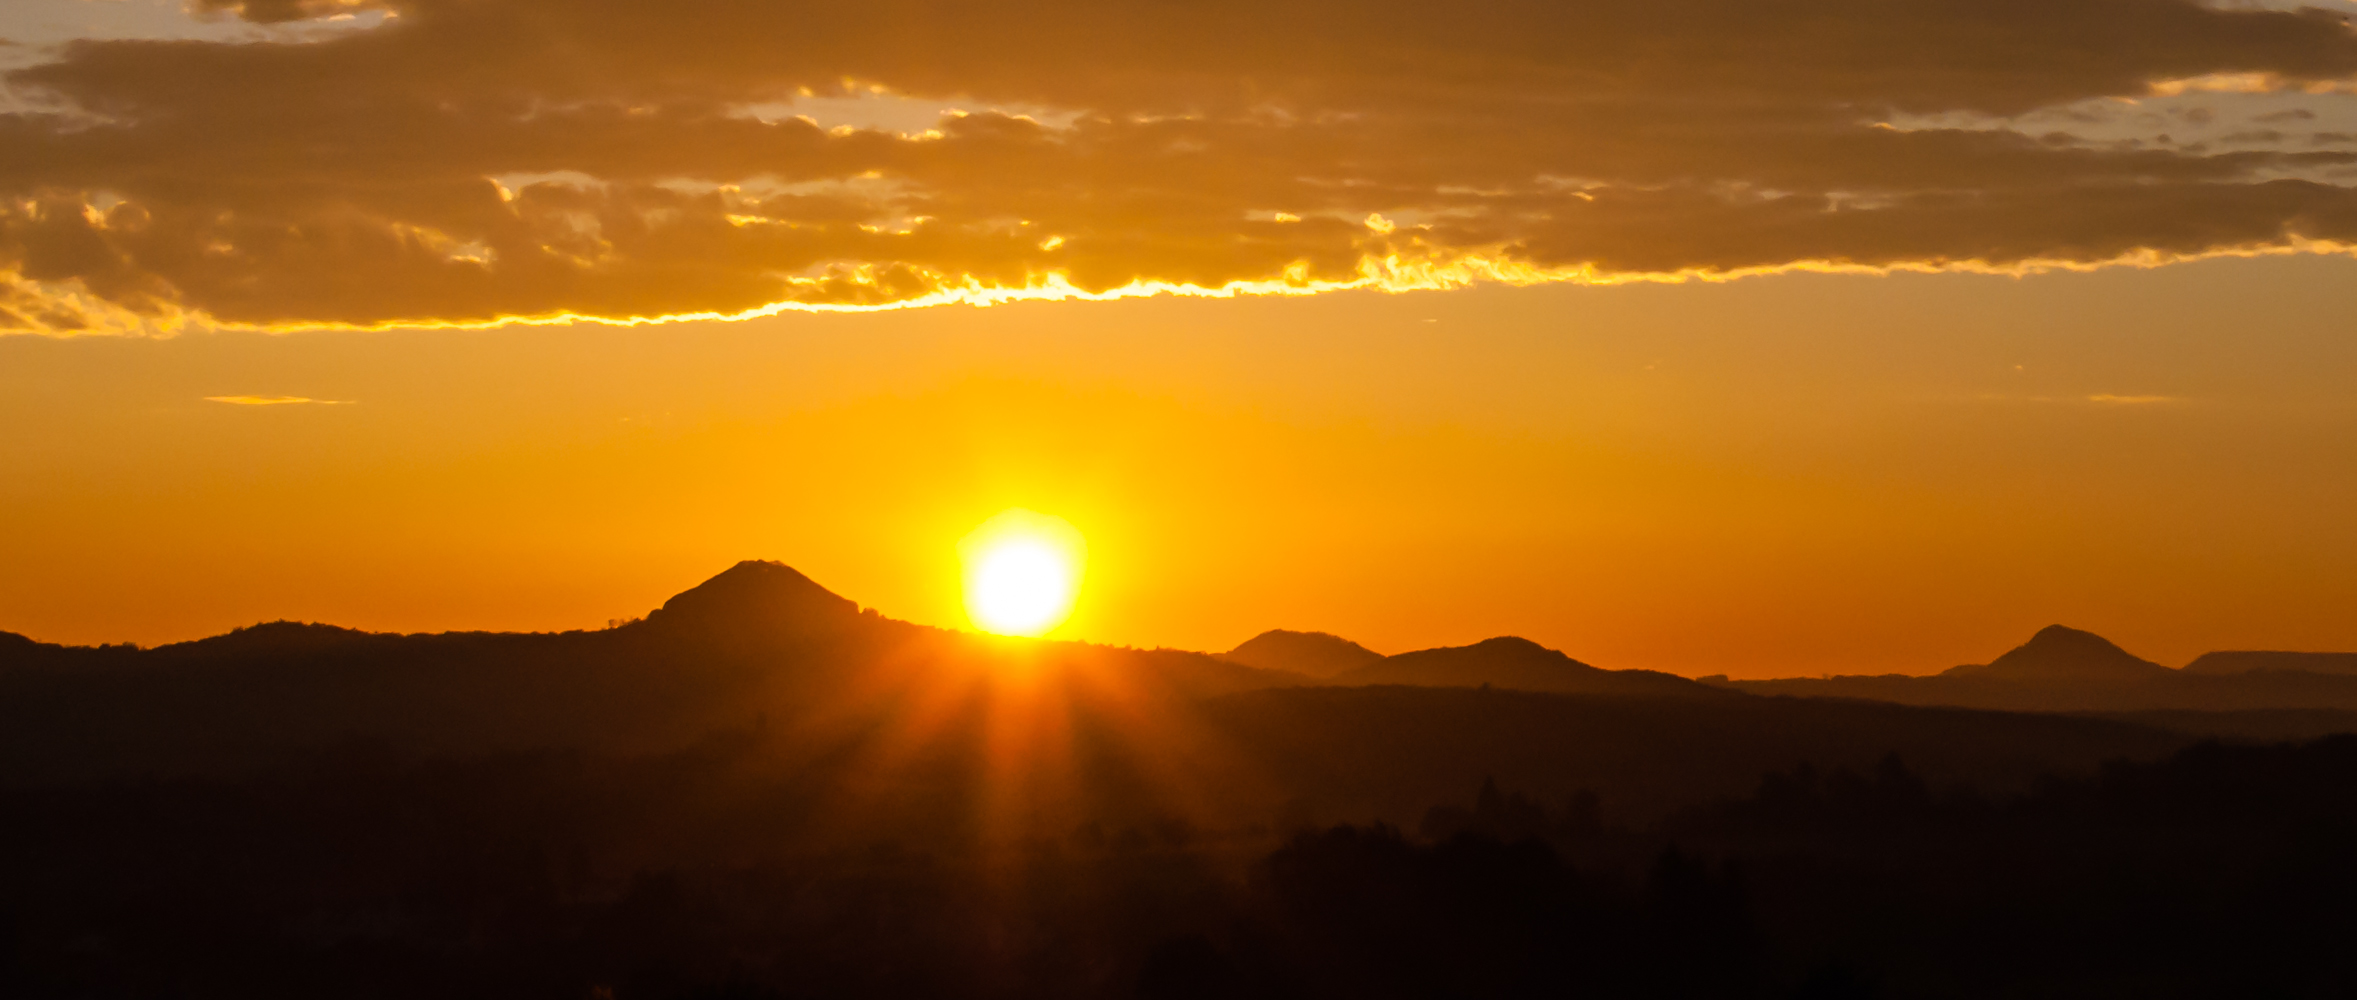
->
[157, 621, 380, 660]
[1943, 625, 2173, 683]
[2184, 651, 2357, 676]
[1221, 630, 1382, 679]
[1336, 636, 1726, 698]
[0, 561, 1307, 783]
[1718, 625, 2357, 714]
[15, 569, 2357, 746]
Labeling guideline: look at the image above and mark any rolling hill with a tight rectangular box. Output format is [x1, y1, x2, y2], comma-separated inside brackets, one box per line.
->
[0, 561, 2234, 834]
[1331, 636, 1726, 698]
[1218, 629, 1383, 678]
[1716, 624, 2357, 714]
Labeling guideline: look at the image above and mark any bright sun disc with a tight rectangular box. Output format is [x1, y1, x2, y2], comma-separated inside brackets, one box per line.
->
[959, 509, 1086, 637]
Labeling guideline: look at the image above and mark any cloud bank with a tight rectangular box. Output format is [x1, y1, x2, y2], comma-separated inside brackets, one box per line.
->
[5, 0, 2357, 333]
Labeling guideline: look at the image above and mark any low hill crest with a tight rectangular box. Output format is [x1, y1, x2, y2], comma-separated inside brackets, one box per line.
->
[1943, 624, 2173, 683]
[1719, 625, 2357, 713]
[0, 560, 1315, 782]
[1337, 635, 1726, 698]
[2183, 650, 2357, 676]
[1221, 629, 1384, 679]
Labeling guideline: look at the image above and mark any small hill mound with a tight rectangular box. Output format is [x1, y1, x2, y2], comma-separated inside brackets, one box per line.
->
[643, 560, 863, 639]
[153, 621, 380, 663]
[1221, 630, 1382, 679]
[1944, 625, 2172, 683]
[2183, 651, 2357, 676]
[1335, 636, 1723, 698]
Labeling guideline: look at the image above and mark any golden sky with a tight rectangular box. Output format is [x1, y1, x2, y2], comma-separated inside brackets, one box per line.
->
[3, 0, 2356, 675]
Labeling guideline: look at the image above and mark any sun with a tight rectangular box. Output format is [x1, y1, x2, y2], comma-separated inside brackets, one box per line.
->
[959, 509, 1087, 637]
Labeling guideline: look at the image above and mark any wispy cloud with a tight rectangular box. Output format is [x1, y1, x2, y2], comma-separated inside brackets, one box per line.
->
[2085, 394, 2179, 405]
[203, 395, 354, 406]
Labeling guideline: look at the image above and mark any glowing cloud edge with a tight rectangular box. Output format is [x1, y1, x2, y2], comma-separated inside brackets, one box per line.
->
[9, 237, 2357, 339]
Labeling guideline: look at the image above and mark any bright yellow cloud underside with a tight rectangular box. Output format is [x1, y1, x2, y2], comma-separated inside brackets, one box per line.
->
[15, 236, 2357, 339]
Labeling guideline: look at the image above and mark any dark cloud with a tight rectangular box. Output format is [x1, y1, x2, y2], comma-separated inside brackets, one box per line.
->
[4, 0, 2357, 332]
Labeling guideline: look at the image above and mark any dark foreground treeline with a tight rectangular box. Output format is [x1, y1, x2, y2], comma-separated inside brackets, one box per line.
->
[6, 734, 2355, 999]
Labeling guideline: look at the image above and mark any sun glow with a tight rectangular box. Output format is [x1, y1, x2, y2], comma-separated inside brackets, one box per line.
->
[959, 509, 1086, 637]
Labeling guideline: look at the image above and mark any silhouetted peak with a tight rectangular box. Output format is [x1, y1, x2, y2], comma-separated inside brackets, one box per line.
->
[2027, 624, 2114, 648]
[2007, 625, 2147, 665]
[1222, 629, 1382, 679]
[1465, 636, 1553, 656]
[645, 561, 861, 636]
[1946, 624, 2172, 682]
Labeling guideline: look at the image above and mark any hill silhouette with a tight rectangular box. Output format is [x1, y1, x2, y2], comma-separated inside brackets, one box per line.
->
[11, 584, 2357, 775]
[0, 562, 2210, 829]
[1942, 624, 2174, 682]
[0, 561, 1305, 785]
[11, 567, 2357, 833]
[2184, 650, 2357, 676]
[1718, 624, 2357, 714]
[1220, 629, 1383, 678]
[641, 559, 862, 638]
[8, 561, 2357, 996]
[1334, 636, 1726, 698]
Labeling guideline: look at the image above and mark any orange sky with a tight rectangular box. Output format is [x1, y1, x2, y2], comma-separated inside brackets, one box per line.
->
[5, 0, 2357, 675]
[5, 252, 2355, 677]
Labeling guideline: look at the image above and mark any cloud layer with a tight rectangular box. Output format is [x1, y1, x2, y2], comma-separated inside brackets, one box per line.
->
[5, 0, 2357, 333]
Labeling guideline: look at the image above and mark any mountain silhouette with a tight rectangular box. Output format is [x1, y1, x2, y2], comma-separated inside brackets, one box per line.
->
[7, 566, 2357, 998]
[1942, 624, 2174, 682]
[1333, 636, 1725, 698]
[1221, 629, 1383, 678]
[0, 561, 1319, 784]
[2183, 650, 2357, 676]
[642, 559, 864, 639]
[1718, 624, 2357, 716]
[0, 561, 2235, 825]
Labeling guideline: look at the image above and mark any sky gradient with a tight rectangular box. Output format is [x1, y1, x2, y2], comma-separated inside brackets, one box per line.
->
[6, 252, 2355, 676]
[3, 0, 2356, 676]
